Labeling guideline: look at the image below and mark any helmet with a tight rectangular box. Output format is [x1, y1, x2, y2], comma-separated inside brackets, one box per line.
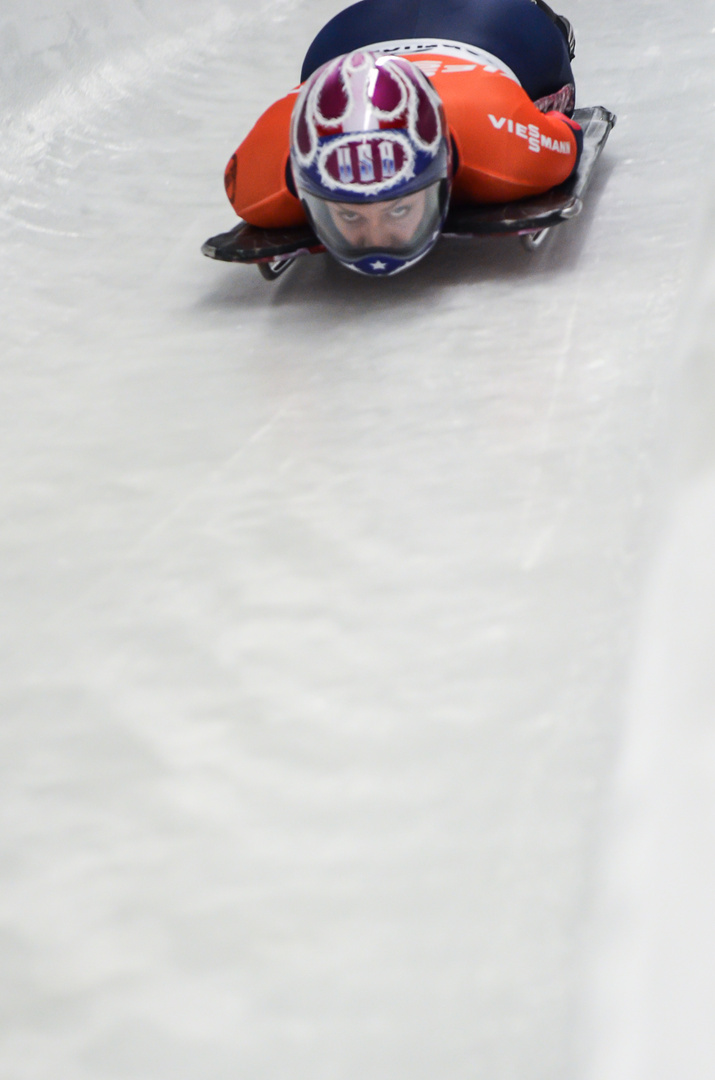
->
[290, 50, 452, 277]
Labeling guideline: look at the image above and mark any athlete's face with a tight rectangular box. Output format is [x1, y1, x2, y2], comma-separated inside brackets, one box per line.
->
[326, 189, 428, 250]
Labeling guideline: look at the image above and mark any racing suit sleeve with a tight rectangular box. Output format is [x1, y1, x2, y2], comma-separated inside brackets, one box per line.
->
[444, 75, 582, 204]
[224, 92, 306, 228]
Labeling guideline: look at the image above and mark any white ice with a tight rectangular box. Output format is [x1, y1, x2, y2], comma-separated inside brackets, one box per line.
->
[1, 1, 714, 1077]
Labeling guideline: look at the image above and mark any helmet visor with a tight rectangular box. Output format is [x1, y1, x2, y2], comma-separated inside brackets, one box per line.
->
[302, 181, 445, 265]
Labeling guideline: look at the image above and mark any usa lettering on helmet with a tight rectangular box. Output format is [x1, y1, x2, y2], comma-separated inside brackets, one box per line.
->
[316, 131, 416, 195]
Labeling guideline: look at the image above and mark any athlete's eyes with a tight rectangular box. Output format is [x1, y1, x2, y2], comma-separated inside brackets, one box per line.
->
[387, 203, 412, 219]
[337, 209, 361, 223]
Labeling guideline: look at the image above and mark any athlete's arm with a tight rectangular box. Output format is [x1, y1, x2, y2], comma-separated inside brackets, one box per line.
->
[224, 93, 306, 228]
[440, 72, 582, 204]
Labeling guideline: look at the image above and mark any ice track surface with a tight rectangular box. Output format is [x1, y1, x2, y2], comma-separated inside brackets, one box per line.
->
[1, 1, 714, 1078]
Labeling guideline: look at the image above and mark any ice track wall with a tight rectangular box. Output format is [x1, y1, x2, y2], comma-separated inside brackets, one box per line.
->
[581, 204, 715, 1080]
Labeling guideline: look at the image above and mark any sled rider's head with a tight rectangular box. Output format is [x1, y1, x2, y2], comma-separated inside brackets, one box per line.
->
[290, 50, 452, 277]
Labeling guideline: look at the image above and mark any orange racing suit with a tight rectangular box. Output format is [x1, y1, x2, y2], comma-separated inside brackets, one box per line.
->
[224, 49, 582, 230]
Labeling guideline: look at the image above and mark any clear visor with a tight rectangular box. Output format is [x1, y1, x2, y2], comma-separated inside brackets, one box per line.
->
[302, 181, 444, 264]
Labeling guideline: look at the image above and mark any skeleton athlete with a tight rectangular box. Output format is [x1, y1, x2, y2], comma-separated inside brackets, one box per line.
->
[224, 0, 581, 275]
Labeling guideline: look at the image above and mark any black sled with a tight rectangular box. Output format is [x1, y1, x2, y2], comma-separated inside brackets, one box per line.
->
[202, 106, 616, 281]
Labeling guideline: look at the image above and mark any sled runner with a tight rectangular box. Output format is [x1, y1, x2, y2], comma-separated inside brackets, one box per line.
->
[202, 106, 615, 280]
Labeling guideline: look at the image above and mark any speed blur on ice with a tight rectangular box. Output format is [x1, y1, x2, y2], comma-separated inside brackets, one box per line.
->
[1, 2, 715, 1080]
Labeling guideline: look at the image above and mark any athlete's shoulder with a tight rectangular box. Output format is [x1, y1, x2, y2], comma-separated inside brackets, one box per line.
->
[396, 50, 527, 125]
[398, 55, 580, 204]
[226, 90, 304, 228]
[237, 90, 299, 161]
